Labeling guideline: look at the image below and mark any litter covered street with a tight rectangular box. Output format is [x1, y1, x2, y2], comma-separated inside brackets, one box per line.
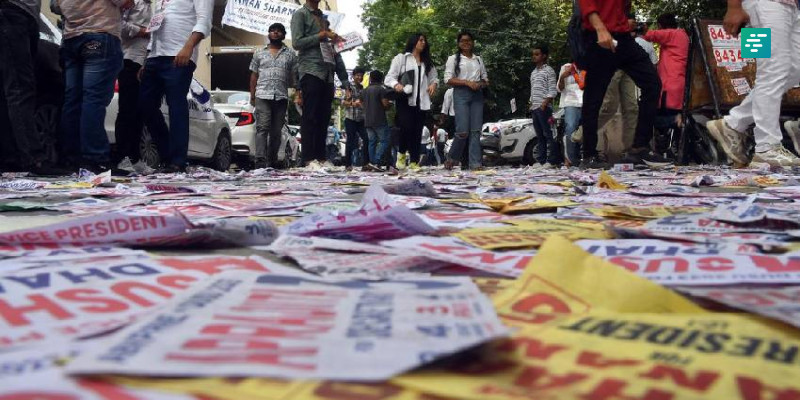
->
[1, 164, 800, 400]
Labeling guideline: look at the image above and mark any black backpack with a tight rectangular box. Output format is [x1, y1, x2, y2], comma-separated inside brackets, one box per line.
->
[566, 0, 587, 69]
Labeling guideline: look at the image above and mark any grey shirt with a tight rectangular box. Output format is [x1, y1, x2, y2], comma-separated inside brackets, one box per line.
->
[9, 0, 40, 19]
[362, 84, 390, 128]
[290, 4, 349, 87]
[121, 0, 151, 65]
[57, 0, 128, 39]
[249, 45, 299, 101]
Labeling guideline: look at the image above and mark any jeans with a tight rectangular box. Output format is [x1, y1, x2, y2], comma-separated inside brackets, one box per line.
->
[0, 4, 44, 168]
[726, 0, 800, 152]
[563, 106, 582, 164]
[300, 74, 335, 163]
[344, 118, 367, 167]
[366, 124, 389, 166]
[138, 56, 195, 167]
[60, 33, 123, 165]
[581, 32, 661, 159]
[395, 99, 426, 163]
[532, 107, 558, 164]
[254, 98, 288, 167]
[448, 87, 484, 168]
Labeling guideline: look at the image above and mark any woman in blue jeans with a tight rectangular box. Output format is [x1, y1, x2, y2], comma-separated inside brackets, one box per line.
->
[444, 31, 489, 170]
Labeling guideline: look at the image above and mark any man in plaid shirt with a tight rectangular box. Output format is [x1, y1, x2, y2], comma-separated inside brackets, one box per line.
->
[343, 67, 368, 170]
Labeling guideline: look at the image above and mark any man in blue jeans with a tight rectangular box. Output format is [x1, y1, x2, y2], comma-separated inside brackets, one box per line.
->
[138, 0, 212, 173]
[55, 0, 132, 172]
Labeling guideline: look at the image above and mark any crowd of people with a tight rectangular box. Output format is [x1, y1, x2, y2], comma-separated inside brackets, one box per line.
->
[1, 0, 799, 177]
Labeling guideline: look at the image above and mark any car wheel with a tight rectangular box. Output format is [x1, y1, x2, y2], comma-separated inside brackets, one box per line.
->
[210, 130, 232, 171]
[522, 139, 538, 165]
[139, 126, 161, 168]
[34, 101, 60, 164]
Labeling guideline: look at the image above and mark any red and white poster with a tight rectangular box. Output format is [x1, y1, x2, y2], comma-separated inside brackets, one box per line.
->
[678, 286, 800, 329]
[67, 271, 509, 380]
[0, 255, 304, 351]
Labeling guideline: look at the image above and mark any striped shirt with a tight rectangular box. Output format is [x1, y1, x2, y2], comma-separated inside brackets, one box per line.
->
[58, 0, 129, 39]
[249, 45, 299, 101]
[529, 64, 557, 110]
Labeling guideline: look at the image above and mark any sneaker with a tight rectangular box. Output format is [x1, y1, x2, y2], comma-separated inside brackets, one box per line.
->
[751, 145, 800, 167]
[29, 163, 74, 177]
[621, 148, 673, 168]
[132, 160, 156, 175]
[116, 157, 135, 173]
[408, 162, 421, 172]
[542, 162, 555, 169]
[386, 166, 399, 176]
[345, 165, 353, 172]
[322, 161, 335, 169]
[579, 156, 610, 170]
[396, 152, 408, 170]
[706, 119, 748, 165]
[571, 126, 583, 143]
[784, 120, 800, 156]
[306, 160, 322, 170]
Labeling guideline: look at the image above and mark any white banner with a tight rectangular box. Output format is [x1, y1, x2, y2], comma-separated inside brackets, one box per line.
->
[381, 236, 533, 278]
[0, 255, 303, 351]
[577, 239, 761, 257]
[222, 0, 345, 38]
[334, 31, 364, 53]
[67, 271, 509, 380]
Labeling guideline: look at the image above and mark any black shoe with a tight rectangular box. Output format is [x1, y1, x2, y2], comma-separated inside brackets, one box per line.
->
[29, 163, 74, 177]
[579, 156, 610, 170]
[160, 164, 186, 174]
[621, 148, 673, 167]
[79, 162, 111, 175]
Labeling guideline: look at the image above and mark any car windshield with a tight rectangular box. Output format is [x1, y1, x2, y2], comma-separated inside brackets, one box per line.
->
[227, 93, 250, 105]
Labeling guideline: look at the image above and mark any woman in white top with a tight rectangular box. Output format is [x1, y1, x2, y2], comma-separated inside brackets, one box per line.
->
[443, 30, 489, 170]
[384, 33, 439, 171]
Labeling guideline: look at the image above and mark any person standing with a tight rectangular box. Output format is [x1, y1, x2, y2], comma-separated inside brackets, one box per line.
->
[56, 0, 132, 172]
[0, 0, 65, 174]
[137, 0, 212, 173]
[444, 31, 489, 171]
[706, 0, 800, 167]
[557, 61, 585, 166]
[291, 0, 350, 169]
[249, 22, 298, 170]
[385, 33, 439, 172]
[643, 13, 689, 158]
[343, 66, 368, 171]
[529, 44, 559, 167]
[578, 0, 667, 168]
[114, 0, 152, 169]
[362, 70, 391, 172]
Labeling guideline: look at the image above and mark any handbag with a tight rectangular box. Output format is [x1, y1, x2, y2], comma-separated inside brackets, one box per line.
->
[386, 55, 415, 102]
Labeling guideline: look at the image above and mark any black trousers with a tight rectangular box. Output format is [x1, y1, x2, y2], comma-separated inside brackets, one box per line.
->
[115, 59, 144, 163]
[299, 74, 334, 163]
[581, 31, 661, 158]
[0, 4, 44, 168]
[344, 118, 367, 167]
[395, 100, 425, 163]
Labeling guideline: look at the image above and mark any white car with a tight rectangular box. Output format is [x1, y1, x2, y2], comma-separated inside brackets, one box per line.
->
[480, 118, 538, 164]
[210, 90, 301, 168]
[103, 79, 233, 171]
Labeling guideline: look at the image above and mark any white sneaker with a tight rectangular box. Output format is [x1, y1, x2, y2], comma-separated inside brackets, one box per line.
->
[543, 162, 554, 169]
[132, 160, 155, 175]
[322, 161, 335, 169]
[784, 120, 800, 156]
[116, 157, 135, 172]
[306, 160, 323, 171]
[751, 145, 800, 167]
[706, 119, 748, 165]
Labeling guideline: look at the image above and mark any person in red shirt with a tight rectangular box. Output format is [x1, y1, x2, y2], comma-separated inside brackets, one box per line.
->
[578, 0, 668, 168]
[643, 13, 690, 159]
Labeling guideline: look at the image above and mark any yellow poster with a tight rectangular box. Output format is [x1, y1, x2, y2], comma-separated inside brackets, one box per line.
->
[490, 236, 704, 329]
[454, 221, 609, 250]
[597, 171, 628, 190]
[586, 206, 711, 220]
[395, 313, 800, 400]
[498, 198, 577, 214]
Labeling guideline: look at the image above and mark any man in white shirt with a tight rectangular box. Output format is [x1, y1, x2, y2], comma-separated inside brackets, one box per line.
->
[114, 0, 152, 168]
[138, 0, 212, 173]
